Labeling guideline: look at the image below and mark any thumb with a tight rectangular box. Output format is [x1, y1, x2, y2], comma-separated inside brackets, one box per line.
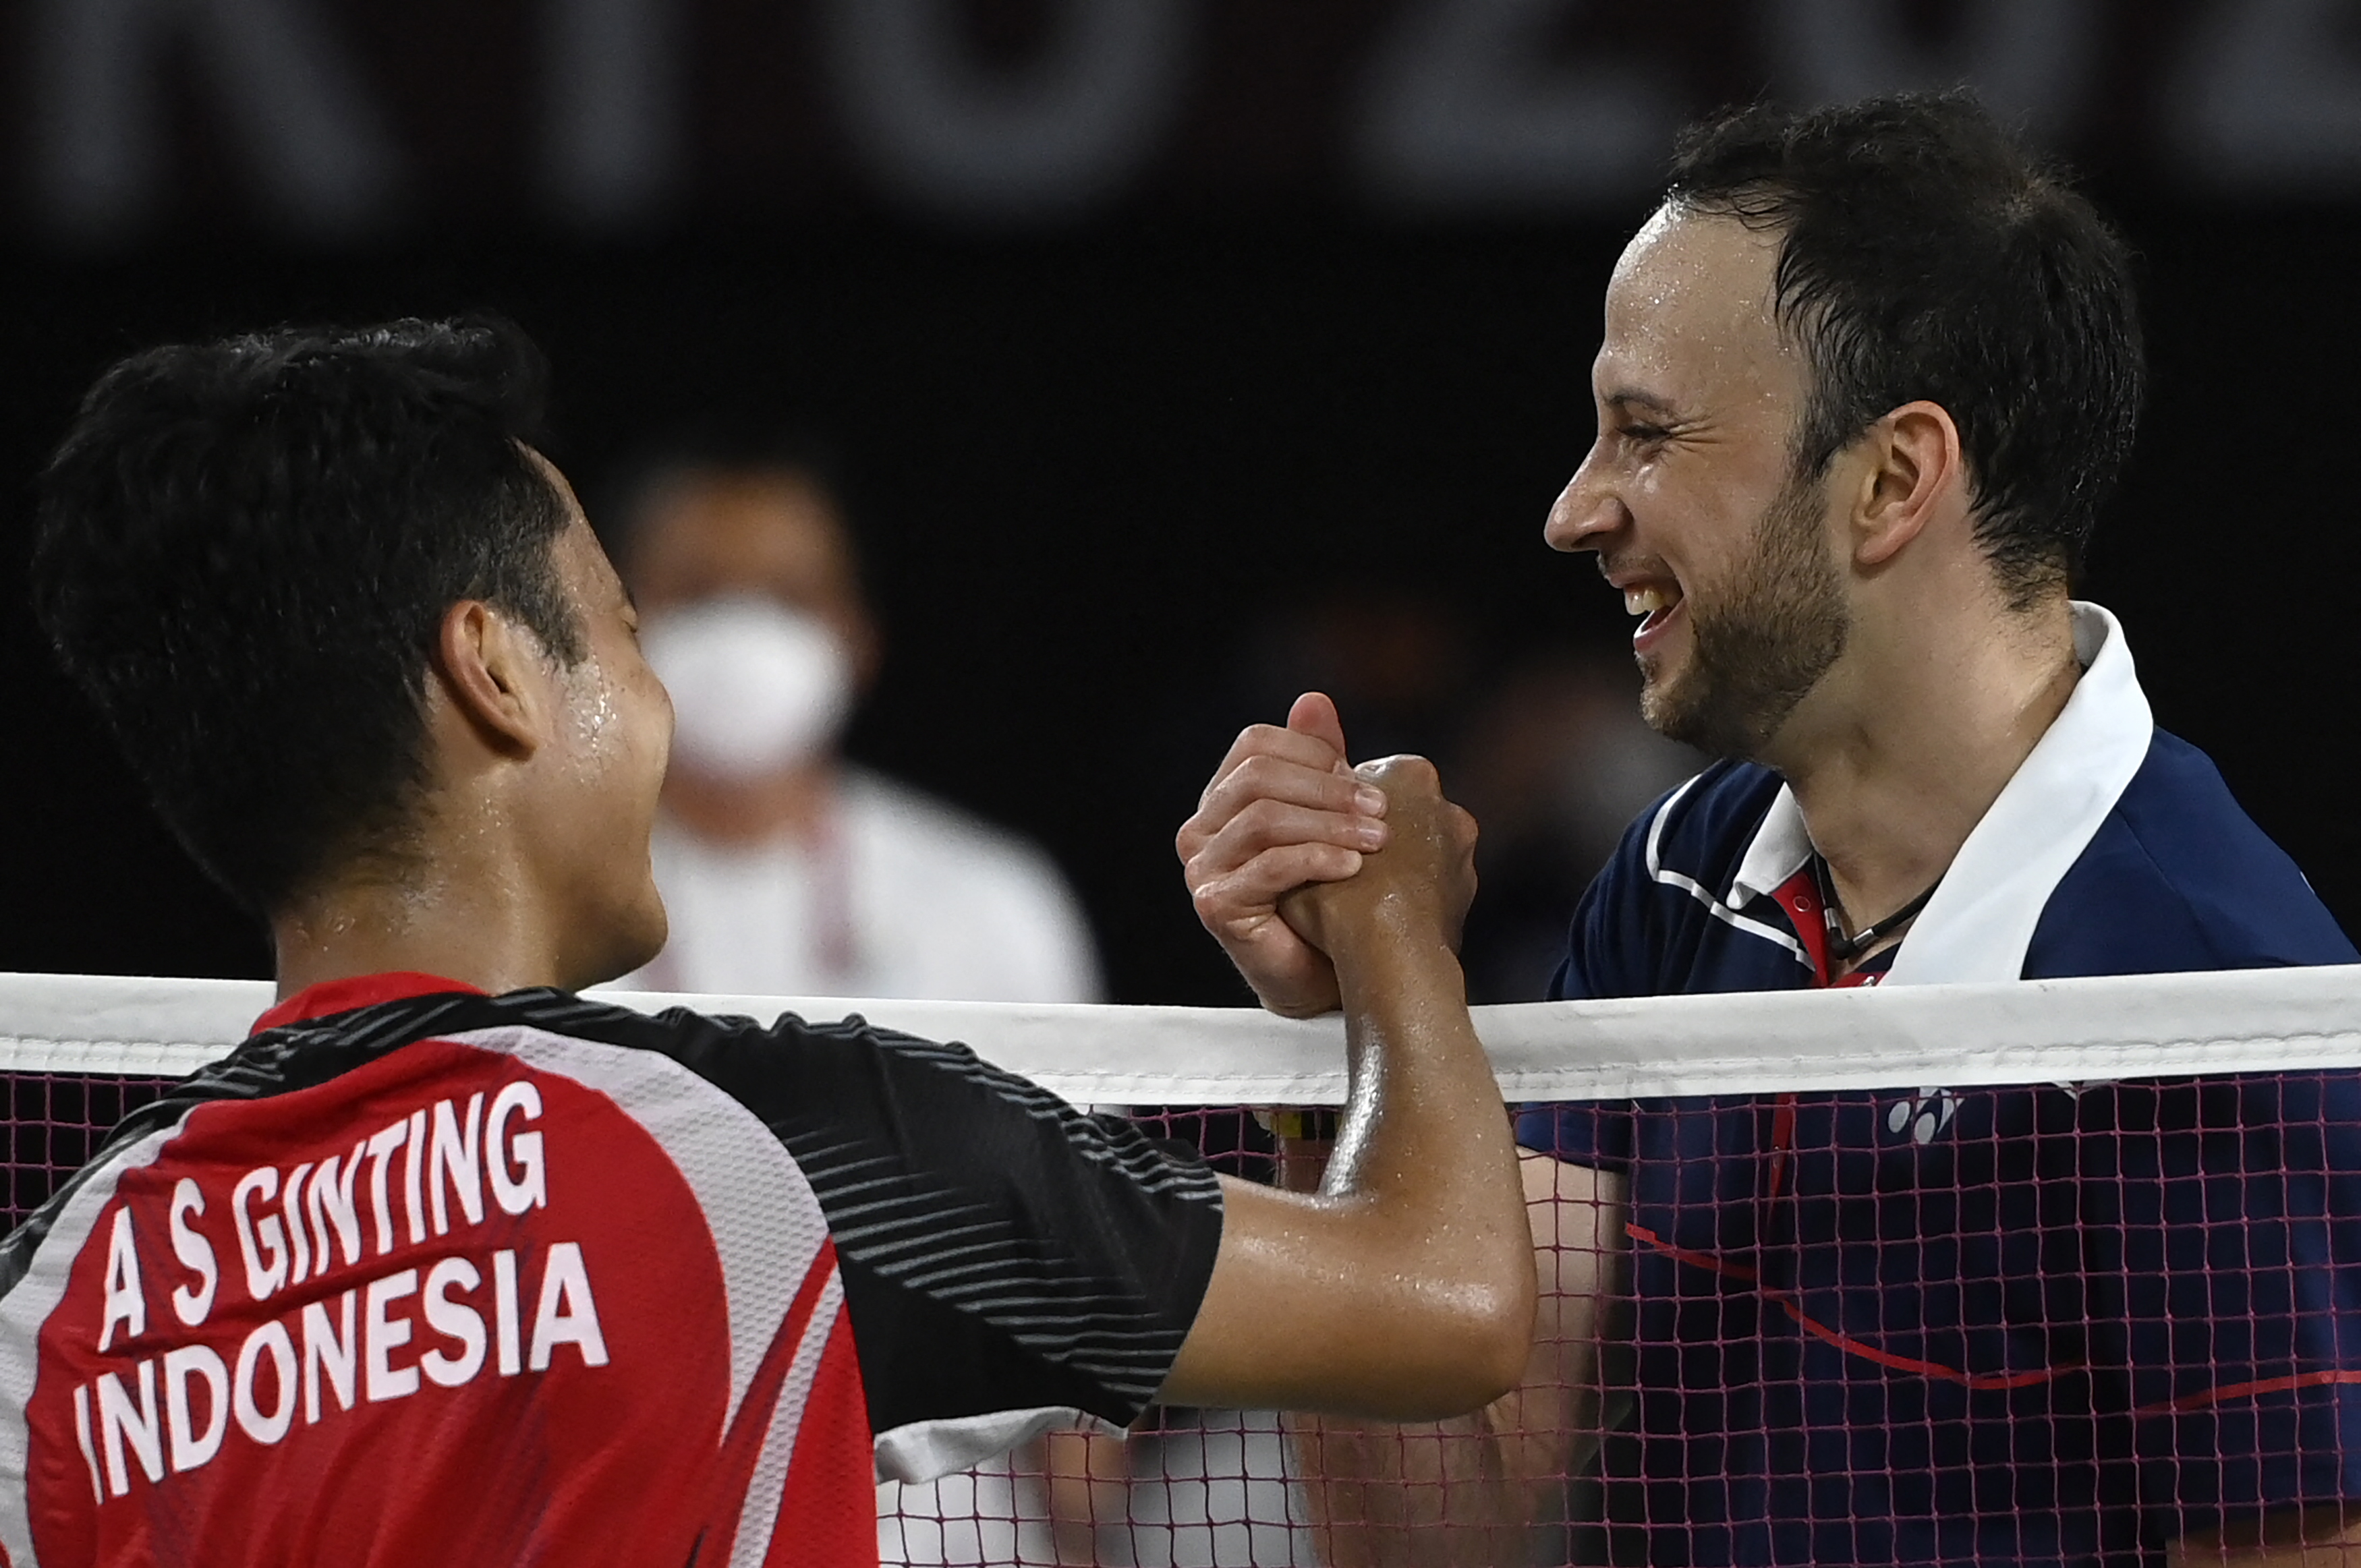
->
[1286, 691, 1350, 772]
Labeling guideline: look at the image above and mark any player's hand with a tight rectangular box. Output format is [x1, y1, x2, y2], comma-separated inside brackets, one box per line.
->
[1276, 755, 1477, 964]
[1178, 693, 1388, 1018]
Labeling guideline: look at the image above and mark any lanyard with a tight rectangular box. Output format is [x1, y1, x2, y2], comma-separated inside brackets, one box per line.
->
[1811, 855, 1941, 965]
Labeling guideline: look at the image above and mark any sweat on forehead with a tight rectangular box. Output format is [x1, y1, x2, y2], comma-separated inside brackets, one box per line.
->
[1598, 207, 1805, 413]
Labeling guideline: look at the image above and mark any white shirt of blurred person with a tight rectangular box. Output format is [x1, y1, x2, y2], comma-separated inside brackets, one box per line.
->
[617, 463, 1102, 1004]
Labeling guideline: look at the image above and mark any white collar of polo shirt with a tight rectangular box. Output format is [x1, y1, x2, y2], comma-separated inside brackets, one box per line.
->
[1726, 602, 2155, 985]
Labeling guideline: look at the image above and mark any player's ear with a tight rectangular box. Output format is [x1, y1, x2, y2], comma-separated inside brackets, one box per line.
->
[1850, 401, 1964, 569]
[432, 599, 552, 757]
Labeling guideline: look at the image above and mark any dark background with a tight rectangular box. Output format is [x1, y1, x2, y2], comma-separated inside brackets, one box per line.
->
[5, 3, 2360, 1003]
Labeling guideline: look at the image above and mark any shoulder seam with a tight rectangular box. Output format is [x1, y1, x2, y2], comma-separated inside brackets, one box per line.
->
[1643, 776, 1813, 968]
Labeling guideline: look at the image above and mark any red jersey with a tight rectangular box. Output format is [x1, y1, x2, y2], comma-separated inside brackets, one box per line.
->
[0, 974, 1224, 1567]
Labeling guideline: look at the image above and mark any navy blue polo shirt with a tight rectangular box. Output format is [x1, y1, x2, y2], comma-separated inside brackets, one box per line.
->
[1517, 605, 2361, 1565]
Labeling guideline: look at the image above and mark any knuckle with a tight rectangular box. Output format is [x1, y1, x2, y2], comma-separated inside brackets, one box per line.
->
[1232, 722, 1288, 757]
[1235, 797, 1297, 838]
[1193, 875, 1256, 925]
[1230, 754, 1280, 790]
[1234, 753, 1315, 796]
[1359, 752, 1438, 790]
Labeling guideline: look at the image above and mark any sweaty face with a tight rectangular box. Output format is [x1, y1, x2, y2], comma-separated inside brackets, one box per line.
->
[1545, 206, 1850, 761]
[530, 462, 675, 984]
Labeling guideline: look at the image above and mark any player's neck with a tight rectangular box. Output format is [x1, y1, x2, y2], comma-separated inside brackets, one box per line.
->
[268, 841, 577, 1001]
[1769, 594, 2078, 929]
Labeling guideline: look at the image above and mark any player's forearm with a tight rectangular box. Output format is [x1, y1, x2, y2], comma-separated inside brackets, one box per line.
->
[1317, 914, 1536, 1404]
[1157, 806, 1526, 1419]
[1324, 914, 1510, 1211]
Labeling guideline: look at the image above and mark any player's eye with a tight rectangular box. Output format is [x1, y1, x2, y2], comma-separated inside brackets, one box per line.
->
[1620, 422, 1670, 446]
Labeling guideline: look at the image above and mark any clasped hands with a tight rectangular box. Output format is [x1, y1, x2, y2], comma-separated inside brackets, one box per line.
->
[1176, 691, 1477, 1016]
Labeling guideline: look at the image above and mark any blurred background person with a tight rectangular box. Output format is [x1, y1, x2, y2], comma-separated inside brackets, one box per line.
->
[603, 435, 1111, 1566]
[609, 435, 1102, 1005]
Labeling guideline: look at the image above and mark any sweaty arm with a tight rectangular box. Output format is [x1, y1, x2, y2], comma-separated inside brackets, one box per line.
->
[1176, 695, 1630, 1556]
[1156, 755, 1537, 1422]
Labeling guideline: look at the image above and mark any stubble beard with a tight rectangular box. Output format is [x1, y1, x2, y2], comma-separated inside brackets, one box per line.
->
[1638, 472, 1850, 761]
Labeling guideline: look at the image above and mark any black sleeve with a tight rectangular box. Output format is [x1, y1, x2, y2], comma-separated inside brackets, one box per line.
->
[633, 1004, 1226, 1436]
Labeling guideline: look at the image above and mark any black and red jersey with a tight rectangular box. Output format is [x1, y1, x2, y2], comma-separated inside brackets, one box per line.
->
[0, 972, 1224, 1567]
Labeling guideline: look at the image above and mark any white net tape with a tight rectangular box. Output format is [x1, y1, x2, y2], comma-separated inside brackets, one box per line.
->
[11, 965, 2361, 1566]
[4, 962, 2360, 1097]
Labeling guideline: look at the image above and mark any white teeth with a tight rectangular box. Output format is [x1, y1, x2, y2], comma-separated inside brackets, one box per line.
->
[1624, 586, 1671, 616]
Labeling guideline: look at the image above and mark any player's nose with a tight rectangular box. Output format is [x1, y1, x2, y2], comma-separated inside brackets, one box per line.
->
[1543, 451, 1628, 554]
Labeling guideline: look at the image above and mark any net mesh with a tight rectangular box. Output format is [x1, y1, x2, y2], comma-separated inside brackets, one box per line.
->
[0, 1071, 175, 1232]
[7, 967, 2361, 1565]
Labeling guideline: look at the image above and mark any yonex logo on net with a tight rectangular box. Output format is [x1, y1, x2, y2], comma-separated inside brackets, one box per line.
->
[1885, 1088, 1960, 1146]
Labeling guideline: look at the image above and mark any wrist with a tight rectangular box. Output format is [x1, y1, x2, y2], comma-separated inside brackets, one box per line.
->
[1328, 906, 1461, 996]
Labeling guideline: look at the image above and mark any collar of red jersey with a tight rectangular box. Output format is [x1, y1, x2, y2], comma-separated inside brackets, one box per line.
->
[250, 971, 488, 1035]
[1726, 601, 2154, 986]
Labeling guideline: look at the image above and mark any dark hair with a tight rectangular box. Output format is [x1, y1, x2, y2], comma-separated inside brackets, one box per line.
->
[30, 315, 584, 913]
[1666, 92, 2144, 606]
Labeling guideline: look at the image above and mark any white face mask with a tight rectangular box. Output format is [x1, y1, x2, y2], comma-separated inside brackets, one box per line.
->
[640, 594, 854, 779]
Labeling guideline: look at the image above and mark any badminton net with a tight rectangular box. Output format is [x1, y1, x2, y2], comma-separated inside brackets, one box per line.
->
[7, 964, 2361, 1566]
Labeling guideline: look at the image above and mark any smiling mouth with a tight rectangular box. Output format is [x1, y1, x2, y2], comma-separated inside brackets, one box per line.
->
[1623, 581, 1685, 640]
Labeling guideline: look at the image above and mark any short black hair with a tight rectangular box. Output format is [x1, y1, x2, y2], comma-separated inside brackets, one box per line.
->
[1666, 92, 2144, 606]
[30, 315, 584, 914]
